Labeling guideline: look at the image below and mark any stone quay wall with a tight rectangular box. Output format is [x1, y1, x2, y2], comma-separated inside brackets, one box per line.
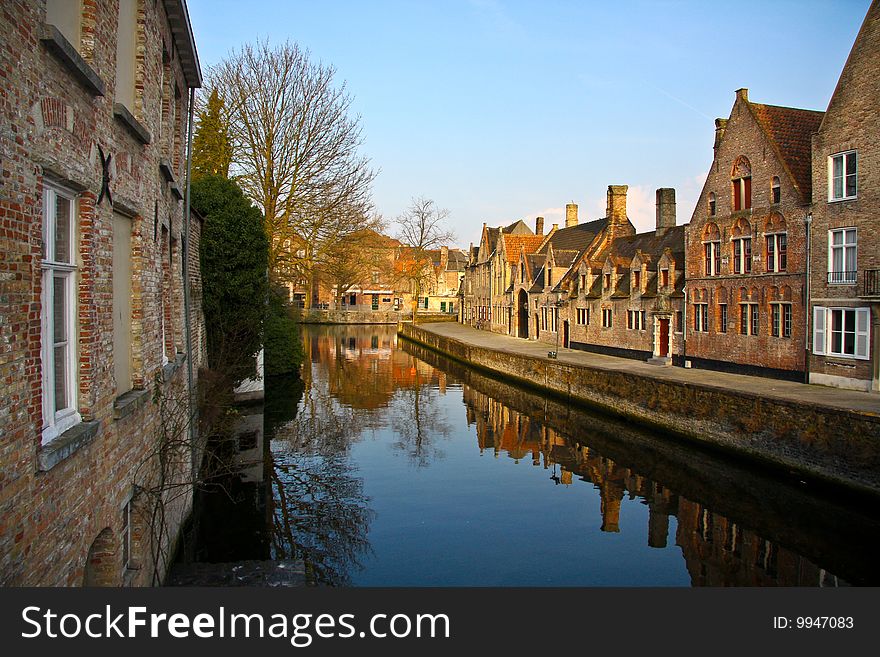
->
[297, 310, 458, 325]
[399, 324, 880, 498]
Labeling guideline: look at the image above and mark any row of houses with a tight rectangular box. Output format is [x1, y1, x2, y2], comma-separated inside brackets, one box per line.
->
[0, 1, 205, 585]
[462, 0, 879, 393]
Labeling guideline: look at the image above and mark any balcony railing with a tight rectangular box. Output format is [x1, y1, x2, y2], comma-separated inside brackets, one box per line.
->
[864, 269, 880, 296]
[827, 271, 857, 284]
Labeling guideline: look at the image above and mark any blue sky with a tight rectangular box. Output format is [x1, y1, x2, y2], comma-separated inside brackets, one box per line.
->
[188, 0, 871, 248]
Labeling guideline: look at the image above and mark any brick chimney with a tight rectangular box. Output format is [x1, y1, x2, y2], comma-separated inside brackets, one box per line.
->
[565, 203, 578, 228]
[535, 216, 544, 236]
[655, 188, 676, 237]
[606, 185, 628, 225]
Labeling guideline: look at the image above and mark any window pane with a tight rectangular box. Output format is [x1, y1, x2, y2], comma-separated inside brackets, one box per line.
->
[54, 195, 71, 263]
[845, 229, 856, 244]
[844, 309, 855, 333]
[831, 230, 842, 246]
[844, 331, 855, 355]
[846, 173, 857, 197]
[53, 276, 66, 343]
[54, 344, 67, 413]
[846, 152, 856, 175]
[845, 246, 857, 276]
[832, 247, 843, 274]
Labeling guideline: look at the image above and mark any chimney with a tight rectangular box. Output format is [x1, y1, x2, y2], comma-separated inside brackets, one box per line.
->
[551, 223, 559, 233]
[714, 118, 728, 158]
[565, 203, 578, 228]
[535, 216, 544, 236]
[735, 87, 749, 102]
[606, 185, 628, 225]
[655, 188, 676, 237]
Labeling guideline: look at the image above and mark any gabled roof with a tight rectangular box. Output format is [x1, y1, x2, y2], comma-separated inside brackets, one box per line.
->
[748, 102, 824, 202]
[552, 249, 579, 268]
[539, 218, 608, 254]
[446, 249, 468, 271]
[503, 219, 534, 235]
[503, 234, 544, 264]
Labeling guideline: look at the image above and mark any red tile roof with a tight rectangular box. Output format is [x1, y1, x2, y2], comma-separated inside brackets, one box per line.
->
[749, 103, 824, 202]
[503, 234, 544, 264]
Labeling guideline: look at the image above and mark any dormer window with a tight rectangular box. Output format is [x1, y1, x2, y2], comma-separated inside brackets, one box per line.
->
[732, 156, 752, 211]
[604, 273, 611, 289]
[633, 270, 641, 292]
[660, 269, 669, 288]
[771, 176, 781, 205]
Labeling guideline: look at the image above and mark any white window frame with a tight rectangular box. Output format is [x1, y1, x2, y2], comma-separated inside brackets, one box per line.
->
[732, 236, 752, 274]
[41, 184, 81, 444]
[694, 303, 708, 333]
[828, 151, 857, 202]
[703, 241, 720, 276]
[828, 228, 857, 284]
[813, 306, 870, 359]
[765, 232, 787, 273]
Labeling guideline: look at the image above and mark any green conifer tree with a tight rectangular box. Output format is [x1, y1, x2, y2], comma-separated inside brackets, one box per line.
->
[192, 88, 232, 179]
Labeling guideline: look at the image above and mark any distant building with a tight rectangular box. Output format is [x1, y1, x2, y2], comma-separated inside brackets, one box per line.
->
[0, 0, 204, 585]
[808, 0, 880, 392]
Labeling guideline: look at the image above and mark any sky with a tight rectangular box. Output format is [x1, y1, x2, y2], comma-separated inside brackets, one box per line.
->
[187, 0, 871, 249]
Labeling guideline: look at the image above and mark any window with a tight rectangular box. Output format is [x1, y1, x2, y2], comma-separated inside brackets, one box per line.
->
[693, 304, 708, 332]
[41, 184, 80, 444]
[675, 311, 683, 332]
[633, 270, 641, 292]
[576, 308, 589, 325]
[579, 273, 586, 292]
[766, 234, 787, 272]
[122, 498, 133, 571]
[828, 228, 857, 284]
[719, 303, 728, 333]
[733, 237, 751, 274]
[732, 176, 752, 211]
[541, 306, 547, 331]
[704, 242, 721, 276]
[771, 176, 781, 204]
[708, 192, 716, 216]
[740, 303, 758, 335]
[627, 310, 644, 330]
[660, 269, 669, 288]
[813, 307, 870, 359]
[602, 308, 613, 328]
[604, 273, 611, 289]
[771, 303, 792, 338]
[829, 151, 857, 201]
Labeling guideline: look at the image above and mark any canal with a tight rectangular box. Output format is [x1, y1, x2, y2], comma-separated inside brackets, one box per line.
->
[181, 324, 880, 586]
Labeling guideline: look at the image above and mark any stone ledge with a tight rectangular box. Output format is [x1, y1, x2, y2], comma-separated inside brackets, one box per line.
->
[39, 24, 106, 96]
[159, 159, 176, 183]
[162, 353, 187, 382]
[113, 103, 152, 145]
[170, 182, 183, 200]
[113, 388, 151, 421]
[38, 421, 100, 472]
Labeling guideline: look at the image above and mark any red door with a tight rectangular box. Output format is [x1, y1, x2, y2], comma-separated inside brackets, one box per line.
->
[659, 319, 669, 357]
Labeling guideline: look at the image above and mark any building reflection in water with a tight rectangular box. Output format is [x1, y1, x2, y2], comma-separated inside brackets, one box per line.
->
[460, 383, 848, 586]
[261, 325, 870, 586]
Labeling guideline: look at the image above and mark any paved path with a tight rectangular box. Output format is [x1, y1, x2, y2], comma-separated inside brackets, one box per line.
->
[413, 322, 880, 416]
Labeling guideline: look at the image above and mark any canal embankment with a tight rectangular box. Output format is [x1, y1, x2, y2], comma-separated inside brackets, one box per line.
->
[297, 309, 458, 324]
[399, 322, 880, 498]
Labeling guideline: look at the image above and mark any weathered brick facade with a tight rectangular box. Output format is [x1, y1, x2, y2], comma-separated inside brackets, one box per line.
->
[0, 0, 204, 585]
[808, 0, 880, 392]
[684, 89, 823, 380]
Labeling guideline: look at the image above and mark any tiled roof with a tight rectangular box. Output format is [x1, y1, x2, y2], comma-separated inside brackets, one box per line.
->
[606, 225, 686, 264]
[552, 249, 579, 268]
[749, 102, 824, 202]
[503, 234, 545, 264]
[540, 218, 607, 254]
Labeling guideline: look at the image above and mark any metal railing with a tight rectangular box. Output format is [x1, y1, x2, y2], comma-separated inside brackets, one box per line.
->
[864, 269, 880, 296]
[827, 271, 857, 284]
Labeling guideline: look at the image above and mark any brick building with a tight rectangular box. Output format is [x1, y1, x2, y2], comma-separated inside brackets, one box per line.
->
[0, 0, 204, 585]
[564, 189, 686, 363]
[684, 89, 823, 380]
[808, 0, 880, 392]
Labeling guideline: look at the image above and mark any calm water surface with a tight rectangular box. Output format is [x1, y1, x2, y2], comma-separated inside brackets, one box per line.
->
[194, 324, 880, 586]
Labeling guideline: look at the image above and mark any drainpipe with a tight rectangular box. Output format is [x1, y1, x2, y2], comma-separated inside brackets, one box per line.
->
[183, 87, 197, 462]
[804, 211, 812, 384]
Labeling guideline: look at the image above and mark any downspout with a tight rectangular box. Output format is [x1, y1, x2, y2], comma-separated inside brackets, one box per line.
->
[183, 87, 197, 460]
[804, 211, 812, 384]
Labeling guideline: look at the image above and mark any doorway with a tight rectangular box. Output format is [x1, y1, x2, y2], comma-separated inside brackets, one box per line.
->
[518, 289, 529, 339]
[658, 318, 670, 357]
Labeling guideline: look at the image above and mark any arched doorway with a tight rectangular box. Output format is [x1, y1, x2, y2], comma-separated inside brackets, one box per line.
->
[518, 289, 529, 339]
[83, 527, 120, 587]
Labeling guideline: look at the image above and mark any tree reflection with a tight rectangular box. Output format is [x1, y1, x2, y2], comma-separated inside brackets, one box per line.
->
[387, 366, 452, 467]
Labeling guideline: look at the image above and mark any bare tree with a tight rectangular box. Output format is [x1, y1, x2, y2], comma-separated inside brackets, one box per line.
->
[395, 197, 455, 317]
[207, 40, 376, 304]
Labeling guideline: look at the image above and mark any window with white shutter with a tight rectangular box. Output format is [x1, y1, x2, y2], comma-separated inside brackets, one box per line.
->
[855, 308, 870, 360]
[813, 306, 826, 355]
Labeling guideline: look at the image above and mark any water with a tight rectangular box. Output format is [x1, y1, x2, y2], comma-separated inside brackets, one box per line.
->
[188, 324, 880, 586]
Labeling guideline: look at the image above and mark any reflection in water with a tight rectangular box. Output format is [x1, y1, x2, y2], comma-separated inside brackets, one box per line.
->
[257, 325, 880, 586]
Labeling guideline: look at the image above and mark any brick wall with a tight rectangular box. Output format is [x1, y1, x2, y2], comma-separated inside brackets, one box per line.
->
[0, 0, 204, 586]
